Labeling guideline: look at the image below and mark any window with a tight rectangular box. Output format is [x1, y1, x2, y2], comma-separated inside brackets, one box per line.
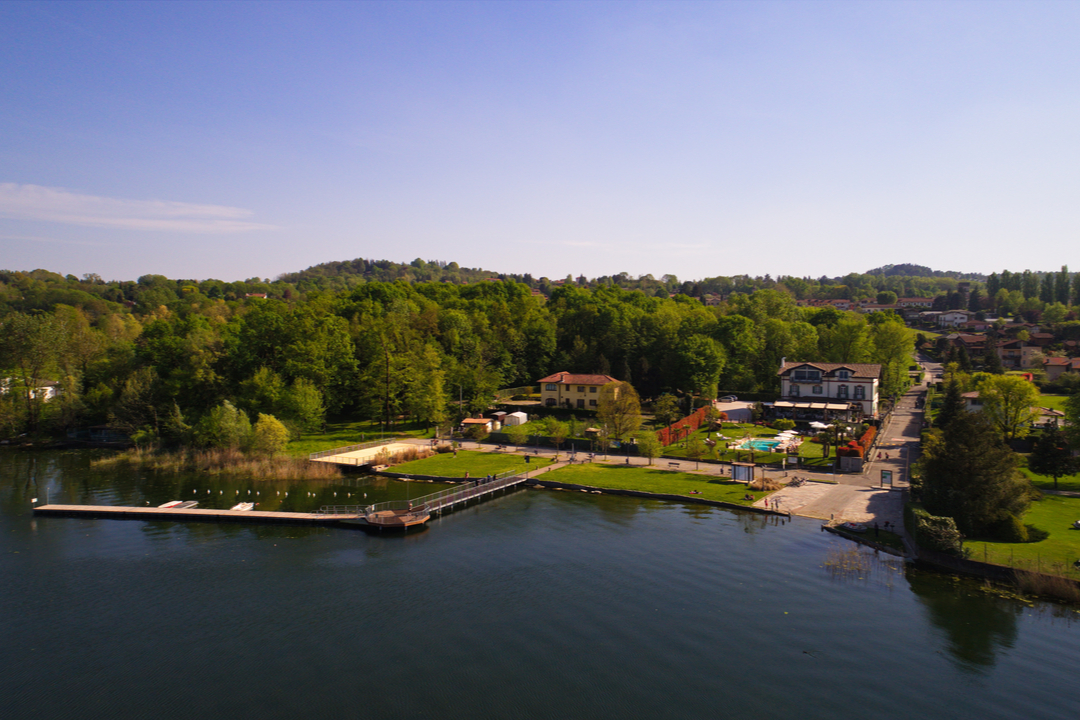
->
[837, 385, 848, 398]
[577, 386, 585, 392]
[812, 385, 822, 394]
[590, 387, 597, 393]
[589, 399, 597, 407]
[792, 369, 821, 382]
[577, 399, 585, 408]
[790, 383, 800, 397]
[854, 386, 865, 400]
[838, 370, 850, 379]
[545, 384, 557, 391]
[545, 398, 556, 406]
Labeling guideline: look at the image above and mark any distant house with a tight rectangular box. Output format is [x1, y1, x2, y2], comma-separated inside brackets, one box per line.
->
[898, 297, 935, 308]
[1, 377, 60, 402]
[1044, 356, 1080, 382]
[461, 418, 493, 433]
[245, 293, 268, 299]
[775, 362, 882, 420]
[937, 310, 970, 328]
[538, 372, 617, 409]
[997, 339, 1044, 369]
[857, 304, 899, 314]
[961, 391, 984, 412]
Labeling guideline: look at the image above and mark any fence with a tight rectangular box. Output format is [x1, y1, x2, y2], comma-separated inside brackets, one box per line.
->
[657, 406, 709, 447]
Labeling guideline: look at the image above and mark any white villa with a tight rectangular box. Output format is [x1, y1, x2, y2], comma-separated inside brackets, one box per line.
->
[775, 362, 882, 420]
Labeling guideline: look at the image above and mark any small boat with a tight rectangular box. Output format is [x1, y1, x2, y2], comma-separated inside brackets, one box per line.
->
[176, 501, 199, 509]
[158, 500, 183, 508]
[839, 521, 867, 533]
[230, 502, 255, 511]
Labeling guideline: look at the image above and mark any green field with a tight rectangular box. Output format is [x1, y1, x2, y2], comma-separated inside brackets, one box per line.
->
[965, 494, 1080, 579]
[540, 463, 767, 505]
[1020, 467, 1080, 493]
[1037, 394, 1070, 412]
[391, 450, 552, 477]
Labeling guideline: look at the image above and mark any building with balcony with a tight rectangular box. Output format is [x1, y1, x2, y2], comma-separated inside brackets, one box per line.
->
[774, 362, 882, 420]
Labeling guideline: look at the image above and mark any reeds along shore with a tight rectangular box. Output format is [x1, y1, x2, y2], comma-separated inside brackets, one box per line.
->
[91, 447, 343, 481]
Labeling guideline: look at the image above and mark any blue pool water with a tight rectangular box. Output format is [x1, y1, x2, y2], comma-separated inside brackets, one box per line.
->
[742, 439, 781, 451]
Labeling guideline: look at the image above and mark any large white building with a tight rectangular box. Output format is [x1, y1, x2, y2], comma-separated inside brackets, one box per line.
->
[776, 362, 882, 419]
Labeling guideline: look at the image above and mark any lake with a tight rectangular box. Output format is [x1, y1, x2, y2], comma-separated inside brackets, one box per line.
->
[2, 450, 1078, 720]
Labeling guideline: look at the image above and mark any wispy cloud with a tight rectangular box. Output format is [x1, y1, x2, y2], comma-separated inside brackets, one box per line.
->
[0, 233, 113, 247]
[0, 183, 277, 233]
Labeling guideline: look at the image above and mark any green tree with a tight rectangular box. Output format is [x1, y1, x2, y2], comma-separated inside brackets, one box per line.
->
[280, 378, 326, 433]
[1065, 391, 1080, 450]
[636, 432, 662, 465]
[251, 413, 289, 455]
[981, 344, 1004, 374]
[543, 416, 569, 457]
[597, 381, 642, 443]
[194, 401, 253, 449]
[919, 412, 1029, 539]
[876, 290, 898, 305]
[652, 393, 681, 428]
[980, 375, 1039, 441]
[1027, 424, 1079, 490]
[0, 312, 65, 431]
[505, 422, 528, 450]
[686, 437, 706, 469]
[935, 378, 966, 430]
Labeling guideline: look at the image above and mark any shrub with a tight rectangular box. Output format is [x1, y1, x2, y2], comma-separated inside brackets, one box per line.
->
[773, 418, 796, 431]
[905, 503, 963, 556]
[993, 513, 1029, 543]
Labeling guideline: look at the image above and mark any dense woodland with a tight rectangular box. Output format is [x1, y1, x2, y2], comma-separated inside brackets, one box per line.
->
[1, 258, 1078, 443]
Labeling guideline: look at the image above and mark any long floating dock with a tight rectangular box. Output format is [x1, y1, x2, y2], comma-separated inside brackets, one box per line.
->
[32, 504, 359, 525]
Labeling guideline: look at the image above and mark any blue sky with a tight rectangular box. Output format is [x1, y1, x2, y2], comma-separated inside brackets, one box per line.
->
[2, 1, 1079, 282]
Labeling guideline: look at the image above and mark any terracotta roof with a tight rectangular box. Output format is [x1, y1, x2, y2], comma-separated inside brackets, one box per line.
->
[1045, 357, 1071, 366]
[961, 391, 981, 399]
[538, 371, 618, 385]
[777, 362, 882, 379]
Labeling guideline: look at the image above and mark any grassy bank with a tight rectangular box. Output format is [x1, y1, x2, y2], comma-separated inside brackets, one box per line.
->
[391, 450, 552, 478]
[540, 463, 769, 506]
[93, 447, 342, 481]
[286, 418, 436, 457]
[964, 494, 1080, 580]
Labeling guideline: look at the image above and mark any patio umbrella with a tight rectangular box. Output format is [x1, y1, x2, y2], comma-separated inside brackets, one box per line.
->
[809, 421, 828, 430]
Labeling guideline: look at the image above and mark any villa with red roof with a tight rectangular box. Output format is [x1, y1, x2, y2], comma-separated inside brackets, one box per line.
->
[775, 361, 882, 420]
[538, 372, 617, 409]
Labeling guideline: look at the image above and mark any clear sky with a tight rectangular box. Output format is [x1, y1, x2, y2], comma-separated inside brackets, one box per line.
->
[2, 0, 1079, 282]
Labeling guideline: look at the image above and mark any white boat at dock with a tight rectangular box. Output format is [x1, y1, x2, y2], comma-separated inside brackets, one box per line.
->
[230, 502, 255, 511]
[158, 500, 183, 508]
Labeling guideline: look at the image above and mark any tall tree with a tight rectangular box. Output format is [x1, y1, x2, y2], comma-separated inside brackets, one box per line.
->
[1027, 424, 1079, 490]
[919, 412, 1029, 539]
[936, 378, 966, 430]
[979, 375, 1039, 442]
[597, 381, 642, 443]
[0, 312, 65, 431]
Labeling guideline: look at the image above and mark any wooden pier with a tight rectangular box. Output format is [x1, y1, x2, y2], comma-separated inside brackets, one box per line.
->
[32, 504, 358, 525]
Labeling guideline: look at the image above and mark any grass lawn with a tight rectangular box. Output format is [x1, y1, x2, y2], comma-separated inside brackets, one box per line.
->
[1037, 394, 1070, 412]
[965, 494, 1080, 579]
[1020, 467, 1080, 493]
[391, 450, 552, 478]
[286, 418, 435, 457]
[540, 463, 766, 505]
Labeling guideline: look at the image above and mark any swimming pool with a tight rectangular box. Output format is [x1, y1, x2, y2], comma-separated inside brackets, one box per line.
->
[739, 439, 781, 452]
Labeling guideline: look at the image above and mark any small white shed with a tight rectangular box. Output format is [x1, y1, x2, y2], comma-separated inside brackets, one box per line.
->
[504, 411, 529, 426]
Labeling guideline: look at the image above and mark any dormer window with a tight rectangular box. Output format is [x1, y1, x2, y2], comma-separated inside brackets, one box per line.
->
[838, 370, 850, 380]
[792, 368, 821, 382]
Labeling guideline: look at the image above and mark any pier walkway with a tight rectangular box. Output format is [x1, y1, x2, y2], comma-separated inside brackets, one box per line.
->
[32, 504, 351, 525]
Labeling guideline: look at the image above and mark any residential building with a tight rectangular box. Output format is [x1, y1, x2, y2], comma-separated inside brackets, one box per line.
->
[961, 391, 984, 412]
[898, 297, 935, 308]
[775, 362, 882, 420]
[997, 339, 1044, 369]
[937, 310, 971, 328]
[1044, 357, 1080, 382]
[538, 372, 617, 409]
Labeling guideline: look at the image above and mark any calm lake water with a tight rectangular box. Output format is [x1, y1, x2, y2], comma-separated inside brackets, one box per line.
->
[2, 450, 1079, 720]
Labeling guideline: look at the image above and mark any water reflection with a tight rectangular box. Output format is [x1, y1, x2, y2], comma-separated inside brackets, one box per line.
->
[907, 571, 1019, 673]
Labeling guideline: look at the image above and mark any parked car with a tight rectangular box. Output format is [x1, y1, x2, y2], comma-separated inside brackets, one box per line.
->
[718, 395, 738, 403]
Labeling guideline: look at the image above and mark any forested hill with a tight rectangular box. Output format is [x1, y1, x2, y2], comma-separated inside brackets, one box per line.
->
[277, 258, 530, 290]
[864, 264, 986, 281]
